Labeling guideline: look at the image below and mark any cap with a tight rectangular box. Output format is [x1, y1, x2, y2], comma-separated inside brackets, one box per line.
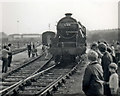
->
[90, 42, 98, 49]
[107, 47, 112, 53]
[87, 50, 98, 61]
[98, 43, 107, 52]
[109, 63, 118, 70]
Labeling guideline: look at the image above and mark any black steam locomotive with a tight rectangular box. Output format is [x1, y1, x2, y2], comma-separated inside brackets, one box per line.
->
[50, 13, 87, 63]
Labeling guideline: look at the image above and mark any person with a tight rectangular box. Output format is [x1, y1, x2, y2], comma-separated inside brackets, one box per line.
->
[98, 42, 113, 96]
[82, 50, 104, 96]
[7, 43, 12, 67]
[108, 63, 119, 95]
[42, 45, 45, 52]
[111, 45, 115, 57]
[107, 47, 117, 63]
[27, 43, 31, 58]
[90, 42, 102, 63]
[1, 45, 10, 73]
[32, 43, 38, 57]
[45, 45, 49, 59]
[115, 41, 120, 63]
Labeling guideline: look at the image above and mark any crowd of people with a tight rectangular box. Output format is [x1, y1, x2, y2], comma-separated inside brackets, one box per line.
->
[82, 41, 120, 96]
[1, 42, 38, 73]
[1, 44, 12, 73]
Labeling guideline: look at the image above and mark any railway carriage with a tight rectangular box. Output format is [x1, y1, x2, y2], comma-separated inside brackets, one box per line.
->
[50, 13, 87, 63]
[42, 31, 56, 46]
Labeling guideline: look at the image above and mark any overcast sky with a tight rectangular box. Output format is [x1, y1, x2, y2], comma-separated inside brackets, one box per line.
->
[0, 0, 119, 35]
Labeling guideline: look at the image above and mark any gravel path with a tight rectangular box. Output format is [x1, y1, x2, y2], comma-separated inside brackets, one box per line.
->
[54, 61, 87, 96]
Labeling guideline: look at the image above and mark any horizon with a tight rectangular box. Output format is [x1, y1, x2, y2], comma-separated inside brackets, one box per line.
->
[0, 0, 119, 35]
[1, 28, 119, 36]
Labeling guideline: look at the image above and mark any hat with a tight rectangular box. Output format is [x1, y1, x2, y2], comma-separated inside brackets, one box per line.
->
[107, 47, 112, 53]
[8, 43, 11, 46]
[98, 43, 107, 52]
[109, 63, 118, 70]
[87, 50, 98, 61]
[90, 42, 98, 49]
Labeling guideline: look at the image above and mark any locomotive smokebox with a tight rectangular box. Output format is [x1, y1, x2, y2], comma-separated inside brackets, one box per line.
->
[65, 13, 72, 17]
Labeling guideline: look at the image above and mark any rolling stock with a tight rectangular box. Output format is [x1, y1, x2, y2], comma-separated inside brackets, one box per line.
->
[50, 13, 87, 63]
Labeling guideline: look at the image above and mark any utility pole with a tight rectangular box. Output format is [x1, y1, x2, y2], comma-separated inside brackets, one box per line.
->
[17, 20, 19, 48]
[48, 23, 50, 30]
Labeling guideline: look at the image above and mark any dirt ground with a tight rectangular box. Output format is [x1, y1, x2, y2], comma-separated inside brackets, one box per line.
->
[53, 60, 88, 96]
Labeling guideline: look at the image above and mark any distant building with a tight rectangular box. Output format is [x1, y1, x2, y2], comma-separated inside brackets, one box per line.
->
[118, 2, 120, 42]
[8, 34, 21, 41]
[118, 28, 120, 43]
[0, 32, 8, 45]
[8, 33, 42, 47]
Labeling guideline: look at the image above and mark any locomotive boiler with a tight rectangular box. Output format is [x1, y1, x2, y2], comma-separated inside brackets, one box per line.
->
[50, 13, 87, 63]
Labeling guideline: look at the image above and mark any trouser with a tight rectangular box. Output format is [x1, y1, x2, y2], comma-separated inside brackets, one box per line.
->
[32, 53, 35, 57]
[28, 50, 31, 58]
[116, 53, 120, 63]
[8, 55, 12, 67]
[104, 83, 111, 96]
[2, 57, 8, 73]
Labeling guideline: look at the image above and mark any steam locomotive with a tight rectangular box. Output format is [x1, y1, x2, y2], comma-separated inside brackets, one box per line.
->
[50, 13, 87, 63]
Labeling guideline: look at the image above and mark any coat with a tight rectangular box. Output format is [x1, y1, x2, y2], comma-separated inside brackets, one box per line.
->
[82, 61, 104, 96]
[101, 51, 113, 81]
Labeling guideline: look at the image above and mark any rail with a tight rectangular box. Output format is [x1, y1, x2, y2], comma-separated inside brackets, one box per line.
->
[37, 63, 78, 96]
[2, 53, 44, 78]
[3, 63, 56, 96]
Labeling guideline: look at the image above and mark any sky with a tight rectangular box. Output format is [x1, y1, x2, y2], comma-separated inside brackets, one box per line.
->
[0, 0, 119, 35]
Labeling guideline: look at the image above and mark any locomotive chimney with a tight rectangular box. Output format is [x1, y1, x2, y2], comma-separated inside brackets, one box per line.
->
[65, 13, 72, 17]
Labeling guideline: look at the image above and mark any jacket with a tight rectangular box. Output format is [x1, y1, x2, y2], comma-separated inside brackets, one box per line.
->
[82, 61, 104, 96]
[101, 51, 113, 81]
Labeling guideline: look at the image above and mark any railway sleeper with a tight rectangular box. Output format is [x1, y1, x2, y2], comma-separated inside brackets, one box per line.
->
[3, 79, 20, 82]
[1, 82, 17, 86]
[7, 76, 25, 78]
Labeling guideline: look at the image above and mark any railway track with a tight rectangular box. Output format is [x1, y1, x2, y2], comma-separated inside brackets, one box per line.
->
[0, 53, 53, 95]
[0, 47, 27, 60]
[12, 47, 27, 55]
[1, 61, 80, 96]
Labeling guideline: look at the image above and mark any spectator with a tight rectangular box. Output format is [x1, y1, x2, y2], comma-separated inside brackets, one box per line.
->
[27, 43, 31, 58]
[7, 43, 12, 67]
[82, 50, 104, 96]
[90, 42, 102, 63]
[32, 43, 38, 57]
[98, 42, 113, 96]
[108, 63, 119, 95]
[111, 45, 115, 57]
[107, 47, 117, 63]
[45, 45, 49, 59]
[115, 41, 120, 63]
[42, 45, 45, 52]
[1, 45, 10, 73]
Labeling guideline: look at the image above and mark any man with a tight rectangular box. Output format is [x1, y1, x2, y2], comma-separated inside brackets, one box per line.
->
[98, 42, 113, 96]
[82, 50, 104, 96]
[2, 45, 10, 73]
[27, 43, 31, 58]
[8, 43, 12, 67]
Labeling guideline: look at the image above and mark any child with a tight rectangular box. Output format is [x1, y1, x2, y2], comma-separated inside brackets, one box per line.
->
[108, 63, 119, 95]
